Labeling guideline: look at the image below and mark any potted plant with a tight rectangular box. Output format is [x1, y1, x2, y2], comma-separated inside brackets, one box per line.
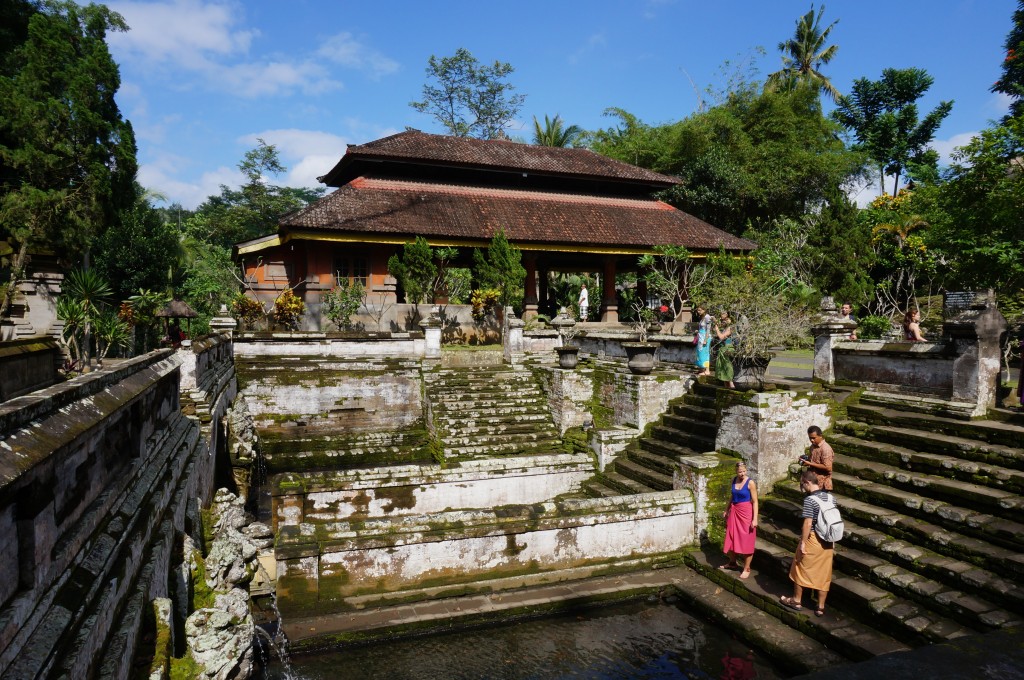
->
[702, 272, 812, 389]
[550, 308, 580, 369]
[622, 303, 660, 375]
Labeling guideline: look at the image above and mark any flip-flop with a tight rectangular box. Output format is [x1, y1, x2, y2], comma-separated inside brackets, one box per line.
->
[815, 608, 826, 617]
[718, 563, 739, 571]
[739, 570, 751, 579]
[780, 596, 803, 611]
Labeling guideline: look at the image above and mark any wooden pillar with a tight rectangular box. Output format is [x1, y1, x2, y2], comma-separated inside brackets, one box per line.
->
[601, 257, 618, 323]
[523, 253, 538, 320]
[538, 266, 549, 315]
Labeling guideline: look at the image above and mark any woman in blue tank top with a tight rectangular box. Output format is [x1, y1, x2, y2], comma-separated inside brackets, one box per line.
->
[721, 461, 758, 578]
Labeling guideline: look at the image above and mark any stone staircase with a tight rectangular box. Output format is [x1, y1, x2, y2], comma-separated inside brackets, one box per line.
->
[586, 380, 720, 498]
[425, 364, 562, 460]
[688, 389, 1024, 662]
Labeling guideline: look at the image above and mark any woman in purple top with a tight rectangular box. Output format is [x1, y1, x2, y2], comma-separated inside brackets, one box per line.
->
[721, 461, 758, 579]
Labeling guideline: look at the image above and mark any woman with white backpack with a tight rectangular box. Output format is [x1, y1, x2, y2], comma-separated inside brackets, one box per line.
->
[780, 469, 841, 617]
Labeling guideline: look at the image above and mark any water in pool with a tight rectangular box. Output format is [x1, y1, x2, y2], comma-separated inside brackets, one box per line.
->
[259, 598, 782, 679]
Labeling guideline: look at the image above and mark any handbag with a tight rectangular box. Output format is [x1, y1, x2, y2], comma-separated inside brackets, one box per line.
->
[693, 333, 700, 346]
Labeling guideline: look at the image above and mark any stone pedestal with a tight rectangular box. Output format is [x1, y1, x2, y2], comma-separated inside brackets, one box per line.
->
[209, 304, 237, 336]
[503, 307, 525, 364]
[943, 290, 1006, 416]
[812, 321, 855, 384]
[419, 308, 443, 359]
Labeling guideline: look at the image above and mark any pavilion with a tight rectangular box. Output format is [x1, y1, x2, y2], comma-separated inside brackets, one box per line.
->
[233, 130, 755, 328]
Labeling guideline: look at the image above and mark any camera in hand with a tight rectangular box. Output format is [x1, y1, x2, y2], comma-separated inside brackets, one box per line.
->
[799, 454, 810, 462]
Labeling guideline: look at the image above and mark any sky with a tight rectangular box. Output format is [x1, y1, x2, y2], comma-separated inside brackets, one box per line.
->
[103, 0, 1018, 209]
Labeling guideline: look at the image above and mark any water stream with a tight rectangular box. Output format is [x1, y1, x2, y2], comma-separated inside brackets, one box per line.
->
[257, 598, 782, 679]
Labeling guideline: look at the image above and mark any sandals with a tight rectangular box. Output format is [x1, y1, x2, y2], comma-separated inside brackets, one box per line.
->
[718, 563, 739, 571]
[815, 608, 826, 617]
[739, 570, 751, 579]
[780, 596, 803, 611]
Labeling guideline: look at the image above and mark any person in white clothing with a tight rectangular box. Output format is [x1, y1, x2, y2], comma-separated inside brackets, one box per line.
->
[578, 284, 589, 322]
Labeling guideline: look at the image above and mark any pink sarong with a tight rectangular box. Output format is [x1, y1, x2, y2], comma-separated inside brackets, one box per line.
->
[723, 501, 756, 555]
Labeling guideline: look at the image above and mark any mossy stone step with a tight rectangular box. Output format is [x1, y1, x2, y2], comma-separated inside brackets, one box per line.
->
[648, 424, 716, 453]
[610, 458, 674, 491]
[776, 473, 1024, 553]
[442, 429, 560, 447]
[836, 421, 1024, 473]
[830, 432, 1024, 495]
[847, 403, 1024, 448]
[750, 528, 975, 646]
[263, 445, 432, 472]
[670, 402, 717, 423]
[661, 413, 718, 438]
[583, 480, 622, 499]
[431, 397, 549, 412]
[680, 393, 716, 410]
[759, 498, 1024, 625]
[432, 404, 550, 419]
[638, 434, 710, 459]
[433, 412, 553, 428]
[624, 446, 679, 476]
[684, 549, 909, 661]
[599, 470, 656, 495]
[438, 421, 557, 438]
[443, 440, 563, 459]
[832, 454, 1024, 522]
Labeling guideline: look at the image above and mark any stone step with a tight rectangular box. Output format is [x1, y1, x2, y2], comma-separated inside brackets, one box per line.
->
[624, 446, 679, 476]
[987, 408, 1024, 427]
[443, 440, 563, 459]
[760, 498, 1024, 622]
[432, 404, 550, 419]
[670, 402, 717, 423]
[583, 480, 622, 499]
[748, 529, 977, 646]
[684, 550, 909, 661]
[438, 421, 558, 438]
[661, 413, 719, 439]
[858, 391, 978, 420]
[599, 470, 656, 495]
[433, 412, 554, 428]
[832, 454, 1024, 523]
[775, 474, 1024, 554]
[442, 430, 561, 448]
[263, 445, 432, 472]
[847, 403, 1024, 449]
[431, 394, 548, 410]
[638, 434, 711, 460]
[680, 393, 716, 410]
[836, 421, 1024, 473]
[611, 458, 674, 492]
[796, 491, 1024, 582]
[648, 424, 716, 453]
[830, 432, 1024, 495]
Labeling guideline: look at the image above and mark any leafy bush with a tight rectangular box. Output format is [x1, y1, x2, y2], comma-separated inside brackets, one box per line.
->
[272, 289, 305, 330]
[232, 294, 264, 326]
[322, 279, 364, 330]
[471, 288, 501, 321]
[856, 314, 893, 340]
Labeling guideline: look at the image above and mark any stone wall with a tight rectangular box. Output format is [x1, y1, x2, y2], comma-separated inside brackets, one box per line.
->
[275, 491, 695, 616]
[715, 388, 831, 493]
[0, 338, 237, 678]
[575, 331, 698, 366]
[0, 337, 61, 402]
[234, 331, 427, 358]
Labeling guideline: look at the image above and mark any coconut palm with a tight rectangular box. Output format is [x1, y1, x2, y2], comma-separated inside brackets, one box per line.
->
[532, 114, 583, 147]
[766, 5, 841, 102]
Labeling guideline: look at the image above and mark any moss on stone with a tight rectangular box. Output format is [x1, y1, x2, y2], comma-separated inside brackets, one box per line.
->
[169, 650, 203, 680]
[190, 549, 216, 610]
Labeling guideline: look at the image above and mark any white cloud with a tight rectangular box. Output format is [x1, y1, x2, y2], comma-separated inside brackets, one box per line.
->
[929, 131, 978, 166]
[240, 129, 349, 187]
[108, 0, 339, 97]
[569, 33, 607, 65]
[317, 32, 400, 79]
[138, 151, 241, 209]
[988, 91, 1013, 115]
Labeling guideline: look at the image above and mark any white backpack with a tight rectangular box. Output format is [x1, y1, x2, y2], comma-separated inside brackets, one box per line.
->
[810, 493, 844, 543]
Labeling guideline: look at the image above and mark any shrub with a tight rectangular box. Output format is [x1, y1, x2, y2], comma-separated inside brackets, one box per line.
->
[272, 289, 305, 330]
[322, 279, 364, 330]
[857, 314, 893, 340]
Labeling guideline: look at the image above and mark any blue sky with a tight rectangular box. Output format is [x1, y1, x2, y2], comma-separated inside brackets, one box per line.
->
[105, 0, 1016, 209]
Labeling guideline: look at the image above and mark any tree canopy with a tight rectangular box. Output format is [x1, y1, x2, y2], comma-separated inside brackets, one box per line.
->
[994, 1, 1024, 121]
[410, 48, 526, 139]
[766, 4, 841, 102]
[832, 68, 953, 196]
[0, 0, 137, 315]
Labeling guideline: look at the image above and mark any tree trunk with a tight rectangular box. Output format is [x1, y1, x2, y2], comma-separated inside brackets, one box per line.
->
[891, 171, 901, 198]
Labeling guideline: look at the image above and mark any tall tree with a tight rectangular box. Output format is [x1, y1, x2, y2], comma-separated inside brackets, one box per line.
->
[473, 229, 526, 313]
[194, 140, 322, 248]
[993, 1, 1024, 121]
[0, 1, 137, 317]
[833, 67, 953, 196]
[532, 114, 583, 147]
[766, 5, 841, 102]
[410, 48, 526, 140]
[387, 236, 437, 304]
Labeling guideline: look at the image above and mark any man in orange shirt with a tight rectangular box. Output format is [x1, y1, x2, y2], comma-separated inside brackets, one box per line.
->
[801, 425, 834, 491]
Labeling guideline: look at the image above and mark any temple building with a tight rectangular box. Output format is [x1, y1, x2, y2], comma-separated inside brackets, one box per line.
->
[233, 130, 755, 329]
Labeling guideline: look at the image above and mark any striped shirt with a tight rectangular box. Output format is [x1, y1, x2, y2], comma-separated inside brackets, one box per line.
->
[801, 490, 833, 524]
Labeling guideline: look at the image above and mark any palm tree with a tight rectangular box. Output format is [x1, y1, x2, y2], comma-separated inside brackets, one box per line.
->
[766, 5, 841, 102]
[532, 114, 583, 147]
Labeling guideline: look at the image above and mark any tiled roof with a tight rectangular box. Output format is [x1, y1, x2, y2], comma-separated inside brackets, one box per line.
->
[280, 177, 756, 252]
[318, 131, 680, 187]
